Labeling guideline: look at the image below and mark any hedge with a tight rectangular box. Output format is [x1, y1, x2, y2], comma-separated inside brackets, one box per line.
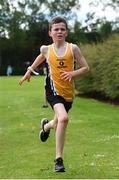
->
[75, 34, 119, 100]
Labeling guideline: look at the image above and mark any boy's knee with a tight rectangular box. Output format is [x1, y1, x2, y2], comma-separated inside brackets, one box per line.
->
[59, 115, 69, 124]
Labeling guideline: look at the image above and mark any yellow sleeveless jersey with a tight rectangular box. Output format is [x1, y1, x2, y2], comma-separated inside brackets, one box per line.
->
[45, 42, 74, 102]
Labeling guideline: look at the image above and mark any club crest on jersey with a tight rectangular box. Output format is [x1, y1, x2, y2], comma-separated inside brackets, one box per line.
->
[57, 59, 67, 69]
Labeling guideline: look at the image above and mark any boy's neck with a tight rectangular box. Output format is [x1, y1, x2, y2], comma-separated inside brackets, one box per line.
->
[53, 41, 67, 48]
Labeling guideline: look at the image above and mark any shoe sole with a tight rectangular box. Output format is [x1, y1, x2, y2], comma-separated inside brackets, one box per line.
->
[40, 118, 49, 130]
[39, 118, 50, 142]
[39, 130, 48, 142]
[54, 169, 65, 172]
[39, 118, 47, 141]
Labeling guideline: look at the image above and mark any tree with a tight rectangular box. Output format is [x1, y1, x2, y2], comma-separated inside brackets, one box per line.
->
[100, 21, 112, 38]
[0, 0, 11, 68]
[45, 0, 80, 18]
[90, 0, 119, 10]
[0, 0, 11, 37]
[0, 0, 80, 75]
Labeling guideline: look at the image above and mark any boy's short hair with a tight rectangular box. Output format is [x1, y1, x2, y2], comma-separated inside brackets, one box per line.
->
[49, 16, 68, 31]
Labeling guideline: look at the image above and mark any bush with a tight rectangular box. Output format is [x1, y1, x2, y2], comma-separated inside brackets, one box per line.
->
[75, 34, 119, 100]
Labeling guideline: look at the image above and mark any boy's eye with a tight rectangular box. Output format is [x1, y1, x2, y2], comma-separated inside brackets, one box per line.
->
[54, 28, 66, 31]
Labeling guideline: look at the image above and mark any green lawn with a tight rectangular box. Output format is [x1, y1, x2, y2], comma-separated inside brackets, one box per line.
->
[0, 76, 119, 179]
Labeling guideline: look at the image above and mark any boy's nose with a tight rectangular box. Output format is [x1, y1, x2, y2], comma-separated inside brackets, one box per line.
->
[58, 29, 62, 32]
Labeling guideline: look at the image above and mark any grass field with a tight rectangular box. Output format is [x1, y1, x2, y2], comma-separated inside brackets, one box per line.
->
[0, 76, 119, 179]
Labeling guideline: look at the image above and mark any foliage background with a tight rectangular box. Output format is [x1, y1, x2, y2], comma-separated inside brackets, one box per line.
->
[0, 0, 119, 101]
[75, 34, 119, 101]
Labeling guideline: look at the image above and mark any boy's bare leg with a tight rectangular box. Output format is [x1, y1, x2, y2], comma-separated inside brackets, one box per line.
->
[54, 103, 68, 159]
[43, 103, 68, 158]
[44, 114, 58, 131]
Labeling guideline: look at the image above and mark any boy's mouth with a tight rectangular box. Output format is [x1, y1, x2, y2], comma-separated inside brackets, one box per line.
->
[57, 35, 63, 38]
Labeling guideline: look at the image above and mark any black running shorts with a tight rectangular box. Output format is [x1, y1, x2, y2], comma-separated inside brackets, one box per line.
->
[46, 94, 72, 113]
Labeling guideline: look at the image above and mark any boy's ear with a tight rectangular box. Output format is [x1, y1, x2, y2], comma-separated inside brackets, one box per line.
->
[48, 30, 52, 37]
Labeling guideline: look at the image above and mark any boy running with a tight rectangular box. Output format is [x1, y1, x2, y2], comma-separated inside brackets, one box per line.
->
[19, 16, 89, 172]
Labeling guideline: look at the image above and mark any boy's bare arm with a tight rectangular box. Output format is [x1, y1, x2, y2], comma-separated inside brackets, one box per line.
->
[29, 45, 48, 70]
[19, 46, 47, 85]
[60, 44, 89, 81]
[72, 44, 89, 76]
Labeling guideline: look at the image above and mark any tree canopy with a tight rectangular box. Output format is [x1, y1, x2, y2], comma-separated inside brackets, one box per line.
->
[0, 0, 119, 75]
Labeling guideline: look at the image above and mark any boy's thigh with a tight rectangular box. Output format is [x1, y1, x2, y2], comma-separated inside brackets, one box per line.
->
[54, 103, 67, 118]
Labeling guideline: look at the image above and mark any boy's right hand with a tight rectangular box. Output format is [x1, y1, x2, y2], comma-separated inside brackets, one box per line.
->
[19, 71, 31, 85]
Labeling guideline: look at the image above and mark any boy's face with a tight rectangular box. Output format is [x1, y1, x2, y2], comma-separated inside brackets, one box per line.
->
[49, 22, 68, 42]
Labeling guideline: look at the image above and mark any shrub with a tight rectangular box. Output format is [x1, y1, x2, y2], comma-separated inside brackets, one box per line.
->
[75, 34, 119, 100]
